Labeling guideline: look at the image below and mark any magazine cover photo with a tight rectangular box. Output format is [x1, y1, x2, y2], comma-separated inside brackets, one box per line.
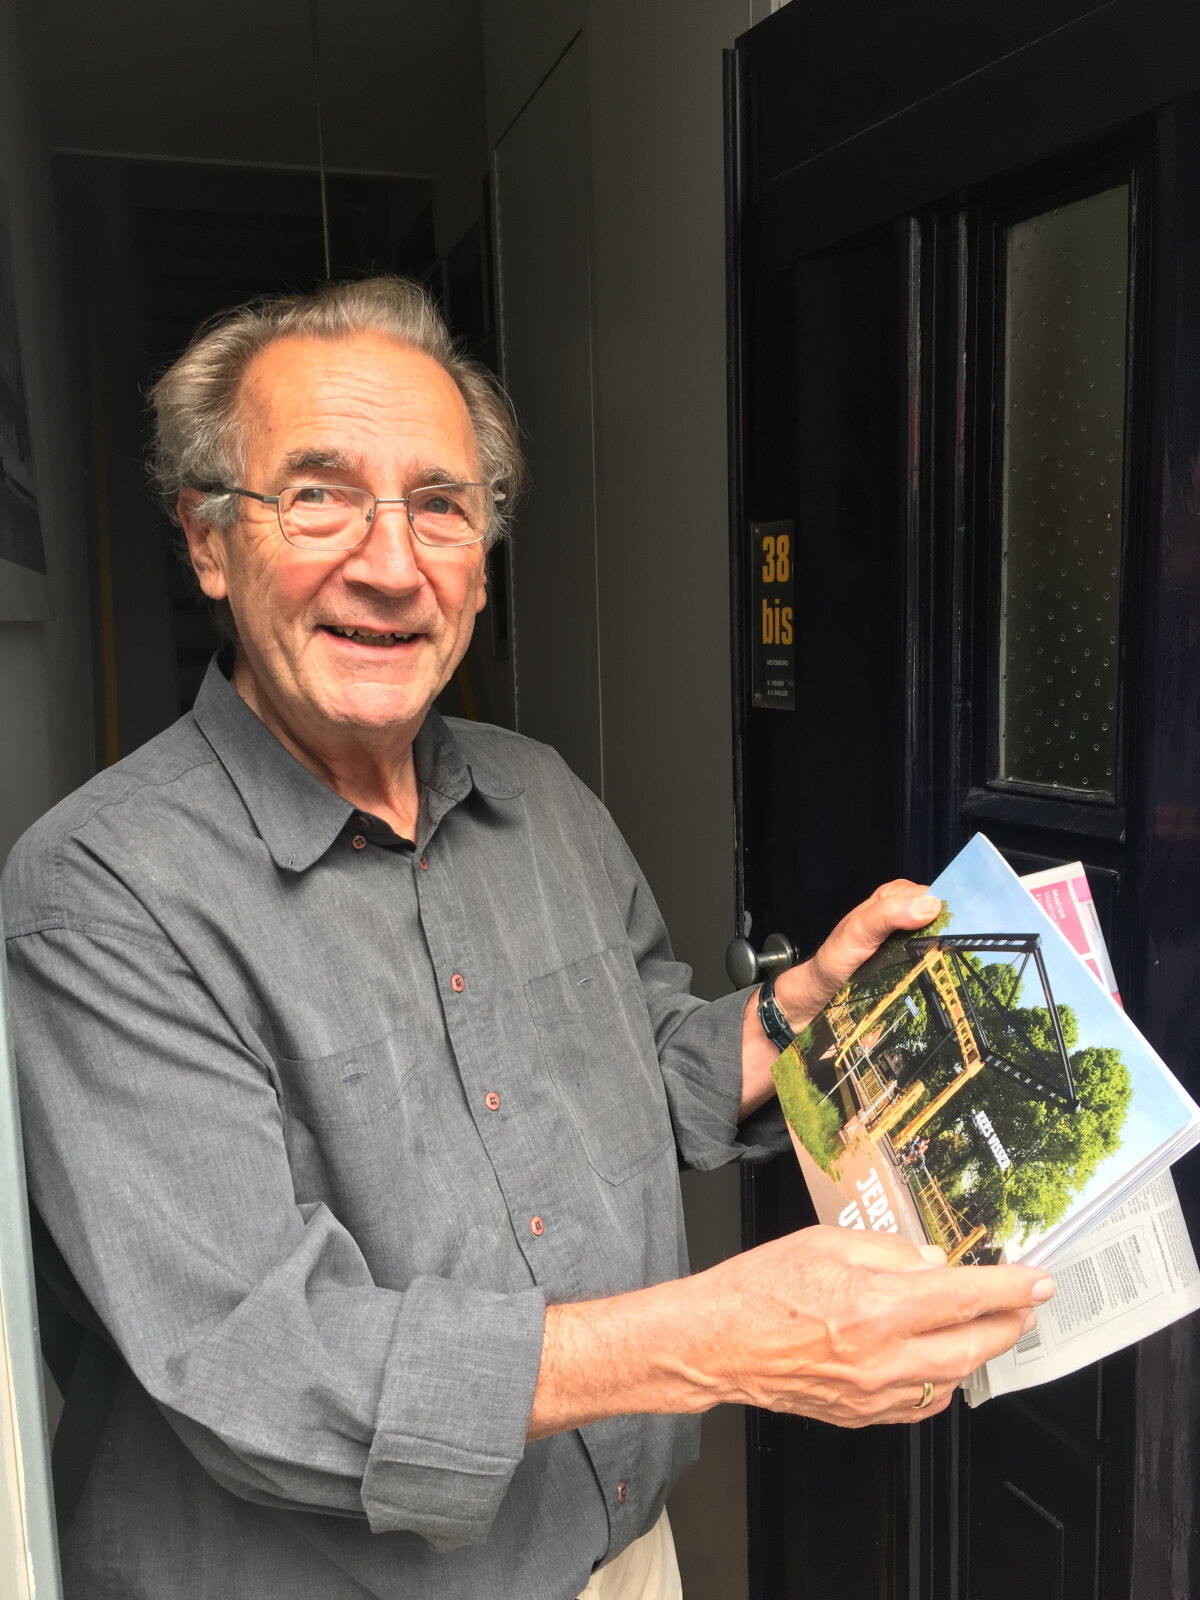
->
[772, 834, 1198, 1267]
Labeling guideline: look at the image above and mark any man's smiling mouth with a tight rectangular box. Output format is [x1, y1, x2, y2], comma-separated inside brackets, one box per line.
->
[324, 625, 418, 646]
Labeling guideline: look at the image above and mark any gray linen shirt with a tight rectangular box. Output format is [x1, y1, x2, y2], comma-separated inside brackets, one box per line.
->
[2, 660, 786, 1600]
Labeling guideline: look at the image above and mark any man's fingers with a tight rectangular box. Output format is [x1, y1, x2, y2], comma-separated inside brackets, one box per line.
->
[804, 1225, 948, 1274]
[888, 1262, 1055, 1336]
[772, 879, 945, 1029]
[830, 884, 941, 959]
[907, 1302, 1043, 1379]
[803, 882, 942, 999]
[860, 881, 941, 938]
[875, 1297, 1049, 1399]
[946, 1264, 1056, 1317]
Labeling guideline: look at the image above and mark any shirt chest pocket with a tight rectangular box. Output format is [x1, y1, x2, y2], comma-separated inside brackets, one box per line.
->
[524, 946, 673, 1185]
[276, 1027, 415, 1130]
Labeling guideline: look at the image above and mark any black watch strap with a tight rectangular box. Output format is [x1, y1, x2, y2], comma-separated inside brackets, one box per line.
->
[757, 973, 797, 1052]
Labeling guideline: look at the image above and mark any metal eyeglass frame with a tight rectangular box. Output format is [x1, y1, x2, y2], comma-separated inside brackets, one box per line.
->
[215, 482, 506, 549]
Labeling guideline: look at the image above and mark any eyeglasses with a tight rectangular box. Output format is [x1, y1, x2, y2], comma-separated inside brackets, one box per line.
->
[217, 482, 504, 550]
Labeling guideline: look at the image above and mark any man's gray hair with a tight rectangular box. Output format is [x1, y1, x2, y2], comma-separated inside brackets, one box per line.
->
[149, 275, 524, 548]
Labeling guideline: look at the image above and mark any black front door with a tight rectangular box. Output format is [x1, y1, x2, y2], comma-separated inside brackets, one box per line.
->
[727, 5, 1200, 1595]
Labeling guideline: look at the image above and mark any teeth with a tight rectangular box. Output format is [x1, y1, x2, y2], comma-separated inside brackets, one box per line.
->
[330, 627, 415, 645]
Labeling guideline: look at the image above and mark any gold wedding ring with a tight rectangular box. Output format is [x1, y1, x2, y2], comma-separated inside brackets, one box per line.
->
[913, 1380, 935, 1411]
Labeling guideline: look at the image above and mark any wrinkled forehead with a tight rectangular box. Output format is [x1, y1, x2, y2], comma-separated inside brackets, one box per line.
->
[233, 332, 480, 476]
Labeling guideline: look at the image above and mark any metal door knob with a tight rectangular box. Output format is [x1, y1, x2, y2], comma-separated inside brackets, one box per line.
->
[724, 931, 799, 988]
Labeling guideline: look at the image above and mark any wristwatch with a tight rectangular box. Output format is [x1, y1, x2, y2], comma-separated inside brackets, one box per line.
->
[757, 972, 798, 1052]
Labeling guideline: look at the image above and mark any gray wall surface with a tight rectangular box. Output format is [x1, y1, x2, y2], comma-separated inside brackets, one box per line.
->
[494, 36, 604, 793]
[483, 5, 764, 1594]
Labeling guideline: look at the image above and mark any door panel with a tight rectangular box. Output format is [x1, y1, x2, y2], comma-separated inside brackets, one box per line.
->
[740, 231, 908, 959]
[751, 0, 1200, 265]
[751, 0, 1111, 184]
[729, 6, 1200, 1596]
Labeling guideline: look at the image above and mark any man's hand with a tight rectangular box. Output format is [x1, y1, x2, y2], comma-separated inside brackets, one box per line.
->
[676, 1226, 1050, 1426]
[774, 879, 941, 1032]
[530, 878, 1047, 1441]
[529, 1226, 1054, 1438]
[740, 879, 940, 1118]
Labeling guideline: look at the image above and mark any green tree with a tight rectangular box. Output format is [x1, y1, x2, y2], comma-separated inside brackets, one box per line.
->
[958, 956, 1079, 1084]
[926, 1043, 1132, 1241]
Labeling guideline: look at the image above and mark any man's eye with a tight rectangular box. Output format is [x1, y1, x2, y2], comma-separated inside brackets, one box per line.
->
[421, 493, 459, 516]
[294, 485, 333, 506]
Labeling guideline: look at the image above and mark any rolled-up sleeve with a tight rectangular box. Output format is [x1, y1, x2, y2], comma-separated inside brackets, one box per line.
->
[6, 919, 545, 1551]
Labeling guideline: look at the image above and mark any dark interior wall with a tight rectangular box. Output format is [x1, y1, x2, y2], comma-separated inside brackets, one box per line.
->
[12, 0, 512, 751]
[13, 0, 489, 256]
[54, 154, 463, 753]
[0, 0, 95, 862]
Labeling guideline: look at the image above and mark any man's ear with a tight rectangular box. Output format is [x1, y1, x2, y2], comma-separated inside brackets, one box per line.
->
[176, 490, 230, 602]
[474, 545, 494, 615]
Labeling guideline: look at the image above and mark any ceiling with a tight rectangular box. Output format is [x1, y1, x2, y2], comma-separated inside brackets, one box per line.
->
[15, 0, 486, 179]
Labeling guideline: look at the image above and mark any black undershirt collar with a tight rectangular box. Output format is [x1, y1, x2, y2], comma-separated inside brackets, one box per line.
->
[340, 810, 416, 854]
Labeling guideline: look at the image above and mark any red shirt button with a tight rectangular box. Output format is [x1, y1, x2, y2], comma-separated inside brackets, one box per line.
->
[616, 1481, 628, 1505]
[451, 973, 466, 993]
[485, 1091, 501, 1111]
[418, 857, 429, 870]
[350, 835, 367, 851]
[356, 815, 371, 829]
[530, 1216, 544, 1237]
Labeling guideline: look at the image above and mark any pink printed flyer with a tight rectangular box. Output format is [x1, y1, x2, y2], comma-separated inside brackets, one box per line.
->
[1021, 861, 1122, 1007]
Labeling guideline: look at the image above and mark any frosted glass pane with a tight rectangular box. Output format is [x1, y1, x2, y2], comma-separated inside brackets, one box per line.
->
[998, 185, 1129, 795]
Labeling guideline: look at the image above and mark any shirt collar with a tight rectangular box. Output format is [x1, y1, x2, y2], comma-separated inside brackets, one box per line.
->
[191, 657, 523, 873]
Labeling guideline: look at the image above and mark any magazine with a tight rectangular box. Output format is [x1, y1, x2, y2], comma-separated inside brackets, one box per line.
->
[771, 832, 1200, 1398]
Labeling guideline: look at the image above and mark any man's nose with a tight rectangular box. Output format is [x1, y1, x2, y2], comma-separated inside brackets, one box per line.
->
[342, 502, 423, 589]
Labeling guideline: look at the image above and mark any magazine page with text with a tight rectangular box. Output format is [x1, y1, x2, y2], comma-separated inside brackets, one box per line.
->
[967, 858, 1200, 1402]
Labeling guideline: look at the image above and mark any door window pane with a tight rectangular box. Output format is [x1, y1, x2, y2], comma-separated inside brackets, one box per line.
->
[997, 185, 1129, 795]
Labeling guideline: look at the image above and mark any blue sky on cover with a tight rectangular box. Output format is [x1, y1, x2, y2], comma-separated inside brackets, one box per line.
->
[926, 833, 1198, 1241]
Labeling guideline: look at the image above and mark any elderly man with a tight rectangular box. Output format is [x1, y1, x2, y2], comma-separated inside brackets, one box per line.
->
[3, 278, 1050, 1599]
